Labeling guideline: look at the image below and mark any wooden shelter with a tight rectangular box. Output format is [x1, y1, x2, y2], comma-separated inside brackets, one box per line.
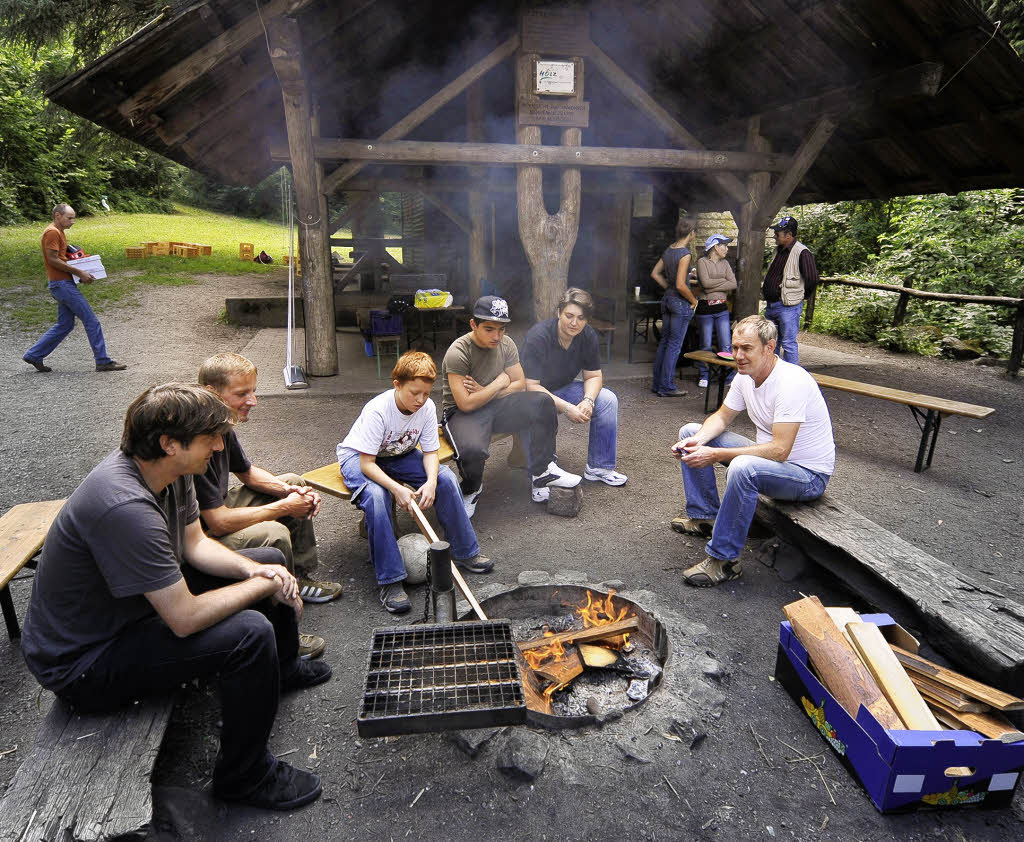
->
[48, 0, 1024, 376]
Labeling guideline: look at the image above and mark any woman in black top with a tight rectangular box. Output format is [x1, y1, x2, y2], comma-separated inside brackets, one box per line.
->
[650, 218, 698, 396]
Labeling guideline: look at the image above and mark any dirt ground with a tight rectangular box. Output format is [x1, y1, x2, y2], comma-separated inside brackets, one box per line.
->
[2, 272, 1023, 841]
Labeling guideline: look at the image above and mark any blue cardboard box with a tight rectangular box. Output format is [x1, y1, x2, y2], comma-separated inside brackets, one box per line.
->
[775, 613, 1024, 812]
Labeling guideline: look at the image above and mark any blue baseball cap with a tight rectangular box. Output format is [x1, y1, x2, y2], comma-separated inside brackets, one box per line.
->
[704, 235, 732, 251]
[770, 215, 798, 234]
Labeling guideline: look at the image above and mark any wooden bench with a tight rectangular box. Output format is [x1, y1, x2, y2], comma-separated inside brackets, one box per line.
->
[757, 494, 1024, 694]
[0, 696, 175, 842]
[0, 499, 65, 639]
[684, 349, 995, 472]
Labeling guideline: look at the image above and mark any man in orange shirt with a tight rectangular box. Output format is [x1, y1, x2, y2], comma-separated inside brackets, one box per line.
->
[23, 203, 126, 373]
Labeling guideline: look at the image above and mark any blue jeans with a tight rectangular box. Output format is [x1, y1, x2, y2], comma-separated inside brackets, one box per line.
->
[340, 449, 479, 585]
[764, 300, 803, 366]
[25, 280, 113, 365]
[678, 423, 830, 562]
[695, 310, 733, 381]
[521, 382, 619, 469]
[652, 294, 694, 393]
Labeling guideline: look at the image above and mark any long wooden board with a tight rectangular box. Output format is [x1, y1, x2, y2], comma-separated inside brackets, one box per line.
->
[891, 646, 1024, 711]
[847, 622, 940, 730]
[757, 495, 1024, 694]
[519, 617, 639, 652]
[910, 673, 990, 713]
[783, 596, 903, 730]
[927, 699, 1024, 743]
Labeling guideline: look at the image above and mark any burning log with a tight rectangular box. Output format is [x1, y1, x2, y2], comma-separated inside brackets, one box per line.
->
[519, 617, 639, 652]
[533, 647, 584, 688]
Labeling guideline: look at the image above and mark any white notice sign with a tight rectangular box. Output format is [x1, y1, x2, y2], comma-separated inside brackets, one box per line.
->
[535, 60, 576, 95]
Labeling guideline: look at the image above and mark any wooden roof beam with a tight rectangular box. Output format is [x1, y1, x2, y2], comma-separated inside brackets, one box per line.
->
[586, 40, 750, 205]
[118, 0, 315, 125]
[420, 191, 470, 235]
[709, 62, 944, 144]
[272, 138, 790, 173]
[340, 172, 647, 195]
[321, 34, 520, 196]
[755, 117, 837, 229]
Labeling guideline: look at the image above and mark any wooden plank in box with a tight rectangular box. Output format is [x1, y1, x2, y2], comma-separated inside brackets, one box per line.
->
[775, 613, 1024, 812]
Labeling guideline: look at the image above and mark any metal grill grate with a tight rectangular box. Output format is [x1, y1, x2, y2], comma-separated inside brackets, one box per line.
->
[357, 621, 527, 737]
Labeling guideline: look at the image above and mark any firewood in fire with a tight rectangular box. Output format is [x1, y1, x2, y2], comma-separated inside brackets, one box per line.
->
[578, 643, 621, 668]
[519, 617, 639, 652]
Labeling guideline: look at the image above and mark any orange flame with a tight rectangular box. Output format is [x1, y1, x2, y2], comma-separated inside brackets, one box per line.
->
[575, 589, 632, 648]
[521, 631, 566, 671]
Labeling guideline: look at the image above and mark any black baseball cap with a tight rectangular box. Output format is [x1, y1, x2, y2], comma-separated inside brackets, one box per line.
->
[471, 295, 511, 323]
[770, 216, 798, 235]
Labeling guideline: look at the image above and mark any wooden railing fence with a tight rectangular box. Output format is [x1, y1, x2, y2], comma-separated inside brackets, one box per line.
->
[803, 276, 1024, 376]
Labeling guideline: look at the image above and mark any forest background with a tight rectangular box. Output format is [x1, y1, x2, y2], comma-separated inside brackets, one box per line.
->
[1, 0, 1022, 359]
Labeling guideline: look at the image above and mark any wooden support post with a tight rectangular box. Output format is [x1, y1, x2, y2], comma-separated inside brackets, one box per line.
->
[1009, 295, 1024, 378]
[467, 80, 487, 303]
[893, 277, 915, 326]
[516, 51, 583, 322]
[754, 117, 837, 230]
[735, 119, 772, 320]
[610, 172, 633, 302]
[267, 17, 336, 376]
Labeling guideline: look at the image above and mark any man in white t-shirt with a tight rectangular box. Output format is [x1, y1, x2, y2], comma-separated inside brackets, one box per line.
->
[670, 315, 835, 587]
[337, 351, 490, 614]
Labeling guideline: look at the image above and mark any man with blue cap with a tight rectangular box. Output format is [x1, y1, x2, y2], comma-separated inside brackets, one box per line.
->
[761, 216, 819, 366]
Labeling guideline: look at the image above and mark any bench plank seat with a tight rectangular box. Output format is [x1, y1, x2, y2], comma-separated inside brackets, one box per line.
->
[0, 499, 65, 639]
[0, 696, 175, 842]
[757, 494, 1024, 694]
[683, 350, 995, 472]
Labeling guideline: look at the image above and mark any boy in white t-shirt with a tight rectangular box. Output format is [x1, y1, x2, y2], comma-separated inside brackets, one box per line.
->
[670, 315, 835, 588]
[337, 351, 491, 614]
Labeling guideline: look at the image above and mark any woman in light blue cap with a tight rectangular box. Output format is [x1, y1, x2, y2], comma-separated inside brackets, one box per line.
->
[694, 235, 737, 388]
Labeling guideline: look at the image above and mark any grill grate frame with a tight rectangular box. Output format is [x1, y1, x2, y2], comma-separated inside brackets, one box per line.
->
[357, 621, 527, 737]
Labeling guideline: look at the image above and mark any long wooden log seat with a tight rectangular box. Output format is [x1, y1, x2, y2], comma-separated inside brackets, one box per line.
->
[0, 499, 65, 640]
[0, 696, 175, 842]
[757, 494, 1024, 695]
[683, 349, 995, 472]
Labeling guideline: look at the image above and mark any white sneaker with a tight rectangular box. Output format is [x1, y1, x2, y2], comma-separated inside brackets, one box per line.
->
[698, 378, 709, 389]
[462, 484, 483, 518]
[583, 464, 628, 486]
[530, 462, 581, 503]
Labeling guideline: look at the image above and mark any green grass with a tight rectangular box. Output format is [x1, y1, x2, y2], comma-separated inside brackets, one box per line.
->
[0, 204, 337, 330]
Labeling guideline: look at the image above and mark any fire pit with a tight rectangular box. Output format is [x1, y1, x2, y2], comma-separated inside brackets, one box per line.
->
[467, 585, 669, 728]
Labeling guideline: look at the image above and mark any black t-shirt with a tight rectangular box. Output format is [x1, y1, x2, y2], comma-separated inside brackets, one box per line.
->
[520, 317, 602, 392]
[21, 451, 196, 691]
[194, 429, 251, 511]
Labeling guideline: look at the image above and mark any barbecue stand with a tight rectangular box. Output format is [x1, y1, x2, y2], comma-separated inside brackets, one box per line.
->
[356, 494, 527, 737]
[357, 620, 527, 737]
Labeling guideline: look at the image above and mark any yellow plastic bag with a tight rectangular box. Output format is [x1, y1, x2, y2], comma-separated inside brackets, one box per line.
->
[414, 289, 453, 309]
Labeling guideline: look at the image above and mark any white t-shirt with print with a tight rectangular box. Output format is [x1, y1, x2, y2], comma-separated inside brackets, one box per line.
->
[723, 358, 835, 475]
[337, 390, 441, 464]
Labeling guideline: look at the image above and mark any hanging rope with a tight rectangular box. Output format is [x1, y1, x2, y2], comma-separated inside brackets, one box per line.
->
[936, 21, 1001, 96]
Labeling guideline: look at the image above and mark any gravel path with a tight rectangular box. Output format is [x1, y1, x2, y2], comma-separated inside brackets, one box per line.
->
[1, 274, 1023, 840]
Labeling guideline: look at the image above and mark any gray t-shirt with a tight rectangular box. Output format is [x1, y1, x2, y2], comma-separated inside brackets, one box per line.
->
[22, 450, 196, 692]
[440, 333, 519, 415]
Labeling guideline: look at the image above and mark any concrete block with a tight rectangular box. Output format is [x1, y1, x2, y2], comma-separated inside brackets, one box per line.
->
[547, 485, 582, 517]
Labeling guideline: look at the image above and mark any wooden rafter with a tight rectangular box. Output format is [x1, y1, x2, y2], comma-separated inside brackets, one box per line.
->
[755, 117, 837, 229]
[272, 138, 789, 172]
[420, 191, 470, 235]
[119, 0, 315, 124]
[587, 40, 751, 204]
[320, 35, 520, 196]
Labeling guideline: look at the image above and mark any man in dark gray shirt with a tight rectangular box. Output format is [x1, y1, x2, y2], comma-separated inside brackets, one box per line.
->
[22, 383, 330, 811]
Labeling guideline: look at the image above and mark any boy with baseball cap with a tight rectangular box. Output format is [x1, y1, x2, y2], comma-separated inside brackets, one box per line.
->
[441, 296, 581, 517]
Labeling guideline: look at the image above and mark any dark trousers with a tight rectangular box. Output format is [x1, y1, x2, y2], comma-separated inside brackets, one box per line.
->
[58, 548, 299, 798]
[443, 392, 557, 494]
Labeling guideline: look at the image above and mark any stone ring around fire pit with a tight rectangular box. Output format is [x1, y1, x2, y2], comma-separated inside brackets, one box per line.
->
[457, 570, 727, 730]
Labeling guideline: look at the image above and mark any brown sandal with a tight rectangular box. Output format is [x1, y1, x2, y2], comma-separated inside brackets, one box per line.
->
[671, 516, 714, 537]
[683, 557, 741, 588]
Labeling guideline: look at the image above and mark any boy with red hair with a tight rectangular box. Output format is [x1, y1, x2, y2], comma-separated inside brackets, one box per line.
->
[337, 351, 491, 614]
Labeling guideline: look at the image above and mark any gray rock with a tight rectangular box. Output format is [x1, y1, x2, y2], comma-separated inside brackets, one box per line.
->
[615, 738, 653, 764]
[553, 569, 589, 584]
[447, 727, 502, 758]
[699, 655, 727, 683]
[517, 570, 552, 586]
[495, 730, 549, 781]
[771, 539, 812, 582]
[626, 678, 649, 701]
[547, 484, 583, 517]
[598, 579, 627, 591]
[943, 337, 983, 360]
[149, 786, 226, 842]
